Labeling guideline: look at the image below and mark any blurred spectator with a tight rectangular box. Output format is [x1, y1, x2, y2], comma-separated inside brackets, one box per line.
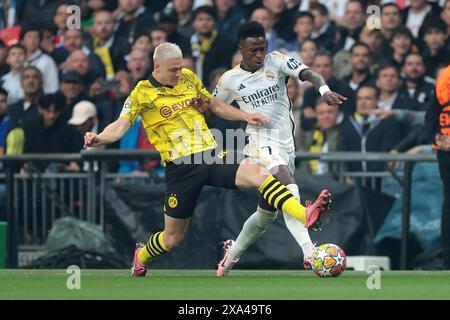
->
[132, 33, 152, 53]
[118, 117, 162, 175]
[62, 49, 102, 90]
[340, 85, 401, 172]
[239, 0, 263, 16]
[4, 125, 25, 156]
[182, 56, 196, 72]
[147, 27, 169, 70]
[171, 0, 196, 39]
[68, 100, 98, 138]
[231, 50, 242, 67]
[0, 40, 9, 78]
[299, 0, 349, 26]
[300, 98, 341, 175]
[0, 0, 20, 28]
[40, 26, 58, 58]
[150, 27, 169, 50]
[342, 27, 386, 79]
[114, 0, 156, 45]
[56, 29, 106, 81]
[21, 26, 59, 94]
[57, 28, 84, 56]
[191, 5, 236, 87]
[89, 69, 132, 134]
[420, 18, 450, 78]
[286, 0, 300, 10]
[298, 39, 318, 70]
[370, 106, 429, 154]
[20, 0, 70, 29]
[309, 3, 337, 53]
[50, 28, 79, 64]
[69, 100, 102, 171]
[359, 27, 384, 70]
[52, 2, 70, 47]
[388, 26, 415, 70]
[0, 88, 11, 155]
[399, 53, 435, 106]
[402, 0, 442, 38]
[286, 11, 315, 51]
[59, 70, 87, 121]
[113, 70, 133, 101]
[285, 0, 300, 13]
[301, 53, 355, 131]
[442, 0, 450, 38]
[147, 0, 171, 13]
[215, 0, 247, 41]
[126, 48, 151, 87]
[263, 0, 297, 42]
[208, 67, 227, 92]
[7, 66, 43, 129]
[380, 3, 403, 52]
[102, 69, 134, 128]
[332, 1, 367, 77]
[78, 0, 115, 31]
[342, 42, 376, 92]
[158, 13, 192, 55]
[89, 10, 129, 78]
[250, 7, 287, 53]
[22, 93, 83, 173]
[376, 64, 421, 111]
[1, 44, 26, 105]
[334, 0, 366, 54]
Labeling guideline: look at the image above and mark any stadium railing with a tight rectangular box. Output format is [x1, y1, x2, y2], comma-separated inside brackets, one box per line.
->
[0, 151, 438, 269]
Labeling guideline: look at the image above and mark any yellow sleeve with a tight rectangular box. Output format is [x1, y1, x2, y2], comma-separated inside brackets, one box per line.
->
[119, 85, 142, 125]
[183, 68, 212, 100]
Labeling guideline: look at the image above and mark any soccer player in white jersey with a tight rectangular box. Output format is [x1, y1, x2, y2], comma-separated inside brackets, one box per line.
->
[210, 21, 347, 276]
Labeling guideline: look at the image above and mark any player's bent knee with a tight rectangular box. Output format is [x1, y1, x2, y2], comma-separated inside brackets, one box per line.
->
[163, 233, 185, 250]
[257, 207, 278, 221]
[242, 171, 270, 188]
[236, 158, 270, 188]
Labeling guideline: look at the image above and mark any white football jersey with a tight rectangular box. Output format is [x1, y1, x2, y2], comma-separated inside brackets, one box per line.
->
[213, 51, 309, 152]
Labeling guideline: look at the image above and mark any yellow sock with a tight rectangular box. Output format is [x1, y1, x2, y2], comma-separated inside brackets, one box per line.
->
[259, 176, 306, 225]
[138, 231, 169, 265]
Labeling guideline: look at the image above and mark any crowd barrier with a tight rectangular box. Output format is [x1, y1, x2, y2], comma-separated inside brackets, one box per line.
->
[0, 150, 438, 269]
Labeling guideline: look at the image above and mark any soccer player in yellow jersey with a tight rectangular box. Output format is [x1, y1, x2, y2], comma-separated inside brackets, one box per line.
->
[84, 43, 331, 277]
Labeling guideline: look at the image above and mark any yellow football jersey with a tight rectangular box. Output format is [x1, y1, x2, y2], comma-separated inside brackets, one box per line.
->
[119, 68, 217, 165]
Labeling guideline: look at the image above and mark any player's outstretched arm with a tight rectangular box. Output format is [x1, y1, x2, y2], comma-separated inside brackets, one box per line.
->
[299, 69, 347, 106]
[84, 117, 131, 148]
[209, 97, 271, 126]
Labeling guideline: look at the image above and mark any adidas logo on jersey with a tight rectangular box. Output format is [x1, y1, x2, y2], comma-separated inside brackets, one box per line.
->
[238, 84, 246, 91]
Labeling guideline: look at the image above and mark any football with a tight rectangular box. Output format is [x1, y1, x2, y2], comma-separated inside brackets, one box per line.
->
[311, 243, 346, 277]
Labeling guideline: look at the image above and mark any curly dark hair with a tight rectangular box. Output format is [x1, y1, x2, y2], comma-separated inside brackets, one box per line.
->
[237, 21, 265, 42]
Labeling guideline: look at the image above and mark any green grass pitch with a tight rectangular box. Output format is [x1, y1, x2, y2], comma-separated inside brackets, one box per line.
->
[1, 269, 450, 300]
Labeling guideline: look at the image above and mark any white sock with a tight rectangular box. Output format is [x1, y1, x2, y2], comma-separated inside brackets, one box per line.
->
[229, 207, 278, 259]
[283, 184, 314, 257]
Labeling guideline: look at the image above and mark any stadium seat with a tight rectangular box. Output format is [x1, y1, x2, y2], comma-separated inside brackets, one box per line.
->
[346, 256, 391, 271]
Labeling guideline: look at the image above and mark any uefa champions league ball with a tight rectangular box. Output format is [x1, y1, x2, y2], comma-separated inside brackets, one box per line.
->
[311, 243, 346, 277]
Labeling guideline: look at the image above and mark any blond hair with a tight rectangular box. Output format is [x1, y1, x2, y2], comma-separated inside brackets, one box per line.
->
[153, 42, 183, 62]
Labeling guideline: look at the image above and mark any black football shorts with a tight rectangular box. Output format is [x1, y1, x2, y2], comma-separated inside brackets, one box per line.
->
[163, 148, 240, 219]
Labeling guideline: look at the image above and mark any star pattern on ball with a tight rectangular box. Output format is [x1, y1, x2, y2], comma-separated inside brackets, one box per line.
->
[311, 243, 346, 277]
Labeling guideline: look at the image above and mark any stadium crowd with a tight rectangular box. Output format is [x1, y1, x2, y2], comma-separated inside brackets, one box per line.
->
[0, 0, 449, 177]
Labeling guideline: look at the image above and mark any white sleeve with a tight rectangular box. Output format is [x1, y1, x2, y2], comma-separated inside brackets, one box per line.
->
[273, 52, 309, 79]
[41, 56, 59, 94]
[212, 74, 234, 104]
